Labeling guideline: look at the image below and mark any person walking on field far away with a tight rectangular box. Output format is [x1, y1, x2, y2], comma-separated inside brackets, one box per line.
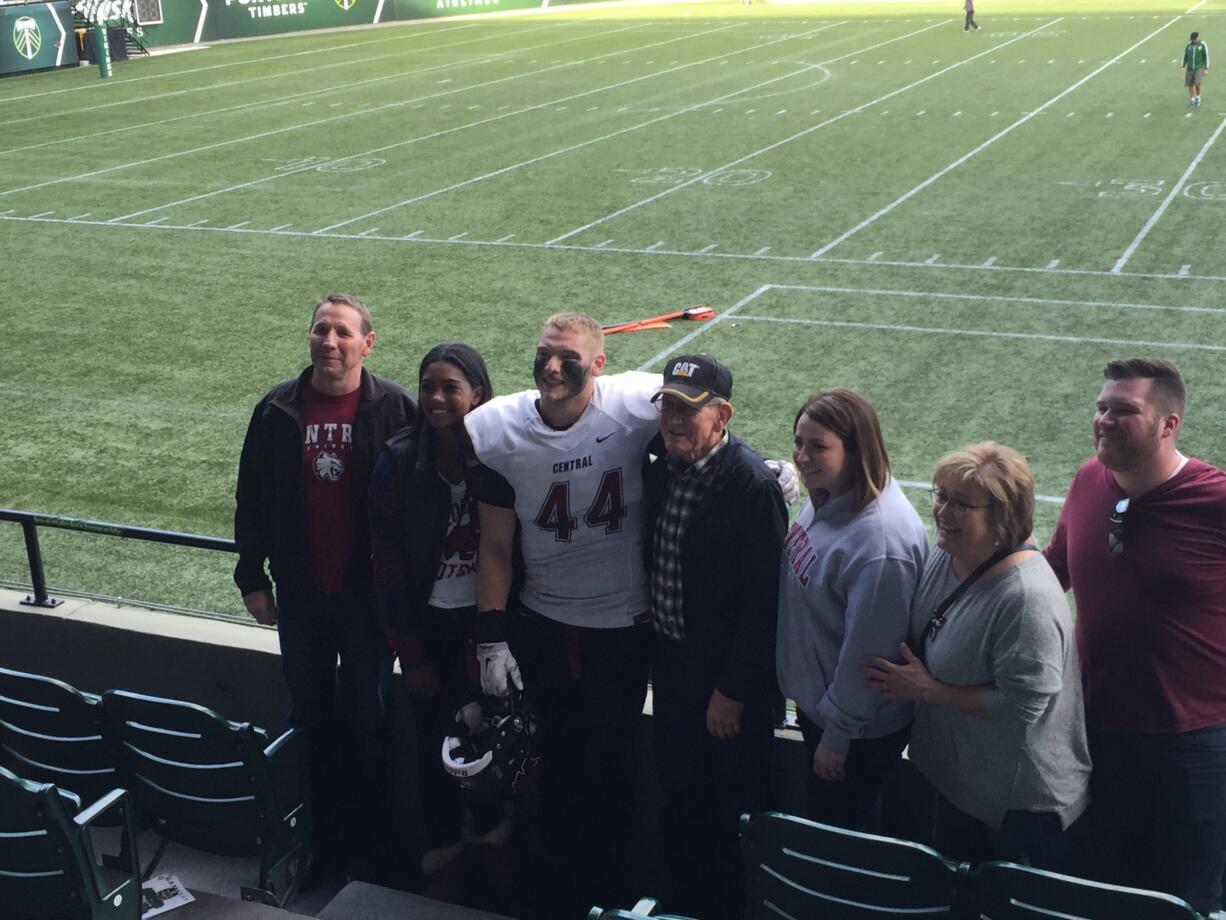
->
[1183, 31, 1209, 107]
[964, 0, 979, 32]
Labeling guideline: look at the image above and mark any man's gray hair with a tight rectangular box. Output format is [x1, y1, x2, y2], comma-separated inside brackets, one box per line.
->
[311, 293, 373, 335]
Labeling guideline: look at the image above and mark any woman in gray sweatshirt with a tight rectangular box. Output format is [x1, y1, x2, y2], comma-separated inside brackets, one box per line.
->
[863, 442, 1090, 869]
[777, 389, 929, 829]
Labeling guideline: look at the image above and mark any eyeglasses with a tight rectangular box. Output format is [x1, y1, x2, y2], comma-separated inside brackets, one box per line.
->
[1108, 497, 1130, 555]
[929, 487, 993, 514]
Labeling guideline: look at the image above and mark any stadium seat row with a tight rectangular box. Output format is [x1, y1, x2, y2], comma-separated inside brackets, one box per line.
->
[3, 665, 1206, 920]
[0, 665, 308, 912]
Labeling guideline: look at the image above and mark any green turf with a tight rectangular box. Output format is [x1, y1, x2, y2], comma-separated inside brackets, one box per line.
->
[2, 0, 1225, 618]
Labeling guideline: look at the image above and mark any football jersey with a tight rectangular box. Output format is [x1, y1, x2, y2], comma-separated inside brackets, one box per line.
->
[465, 371, 661, 628]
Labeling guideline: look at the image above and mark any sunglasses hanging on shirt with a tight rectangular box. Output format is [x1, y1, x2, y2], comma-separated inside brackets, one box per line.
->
[1108, 497, 1130, 555]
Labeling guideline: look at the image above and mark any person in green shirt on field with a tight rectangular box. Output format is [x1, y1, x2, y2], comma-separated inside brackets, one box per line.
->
[1183, 31, 1209, 107]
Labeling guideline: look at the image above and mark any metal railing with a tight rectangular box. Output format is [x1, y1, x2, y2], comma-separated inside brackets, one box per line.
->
[0, 508, 235, 609]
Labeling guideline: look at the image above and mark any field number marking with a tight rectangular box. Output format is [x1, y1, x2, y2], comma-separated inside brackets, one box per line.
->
[615, 167, 771, 187]
[1058, 177, 1226, 200]
[1114, 115, 1226, 273]
[263, 157, 386, 174]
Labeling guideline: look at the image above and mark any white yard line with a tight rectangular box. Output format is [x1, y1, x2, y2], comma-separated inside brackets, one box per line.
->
[0, 23, 483, 105]
[0, 23, 646, 157]
[733, 314, 1226, 353]
[311, 23, 852, 234]
[107, 23, 751, 223]
[1112, 115, 1226, 273]
[14, 212, 1226, 284]
[807, 14, 1182, 260]
[802, 250, 1226, 283]
[635, 285, 773, 371]
[4, 23, 739, 203]
[767, 283, 1226, 316]
[544, 18, 1052, 246]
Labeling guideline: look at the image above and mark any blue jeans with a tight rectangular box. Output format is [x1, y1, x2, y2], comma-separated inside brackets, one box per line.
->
[1085, 724, 1226, 914]
[275, 584, 392, 878]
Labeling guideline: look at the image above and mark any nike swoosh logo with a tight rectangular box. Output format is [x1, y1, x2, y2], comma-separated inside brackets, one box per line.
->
[596, 432, 616, 443]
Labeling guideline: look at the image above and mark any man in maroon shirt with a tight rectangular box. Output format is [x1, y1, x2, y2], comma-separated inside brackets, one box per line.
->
[234, 293, 415, 884]
[1045, 358, 1226, 914]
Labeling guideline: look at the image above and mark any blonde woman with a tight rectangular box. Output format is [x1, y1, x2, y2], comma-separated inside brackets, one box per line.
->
[863, 442, 1090, 868]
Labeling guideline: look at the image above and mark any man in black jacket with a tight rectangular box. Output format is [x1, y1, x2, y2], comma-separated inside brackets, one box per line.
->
[234, 293, 416, 882]
[644, 354, 788, 920]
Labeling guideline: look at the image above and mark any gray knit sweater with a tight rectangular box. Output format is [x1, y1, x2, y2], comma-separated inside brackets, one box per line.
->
[908, 550, 1092, 830]
[776, 477, 929, 755]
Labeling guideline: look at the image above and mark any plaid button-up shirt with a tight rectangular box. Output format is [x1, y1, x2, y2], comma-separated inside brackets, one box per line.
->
[651, 433, 729, 641]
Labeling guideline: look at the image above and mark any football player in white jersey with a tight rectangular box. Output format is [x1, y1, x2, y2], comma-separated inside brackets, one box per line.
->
[465, 312, 799, 914]
[465, 312, 657, 915]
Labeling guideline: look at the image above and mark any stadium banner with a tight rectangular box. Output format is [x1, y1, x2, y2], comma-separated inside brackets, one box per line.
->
[0, 1, 78, 76]
[124, 0, 388, 46]
[393, 0, 537, 20]
[392, 0, 588, 18]
[126, 0, 608, 46]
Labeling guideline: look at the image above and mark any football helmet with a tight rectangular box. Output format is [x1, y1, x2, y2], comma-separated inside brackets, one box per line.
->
[441, 690, 541, 802]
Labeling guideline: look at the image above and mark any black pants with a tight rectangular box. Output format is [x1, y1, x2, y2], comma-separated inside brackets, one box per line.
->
[933, 795, 1071, 871]
[651, 637, 773, 920]
[964, 10, 977, 29]
[797, 712, 908, 831]
[511, 607, 652, 919]
[275, 584, 393, 879]
[406, 605, 486, 851]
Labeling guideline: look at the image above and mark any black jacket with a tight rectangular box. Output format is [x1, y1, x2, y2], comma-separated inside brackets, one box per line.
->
[368, 425, 488, 665]
[233, 366, 416, 598]
[643, 432, 788, 703]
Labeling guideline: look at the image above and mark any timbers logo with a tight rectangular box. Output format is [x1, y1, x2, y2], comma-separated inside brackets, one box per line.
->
[13, 16, 42, 61]
[334, 0, 358, 8]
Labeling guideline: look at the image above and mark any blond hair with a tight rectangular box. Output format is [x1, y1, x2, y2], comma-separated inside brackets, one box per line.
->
[932, 441, 1035, 547]
[544, 311, 604, 351]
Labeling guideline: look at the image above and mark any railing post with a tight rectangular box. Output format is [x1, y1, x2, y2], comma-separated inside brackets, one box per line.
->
[19, 519, 62, 608]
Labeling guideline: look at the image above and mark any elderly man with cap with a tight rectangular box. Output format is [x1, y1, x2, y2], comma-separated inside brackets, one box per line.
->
[643, 354, 788, 920]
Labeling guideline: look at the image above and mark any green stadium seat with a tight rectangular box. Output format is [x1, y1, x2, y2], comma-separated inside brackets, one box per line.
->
[739, 811, 966, 919]
[0, 764, 141, 920]
[0, 667, 119, 812]
[99, 690, 308, 908]
[971, 860, 1203, 920]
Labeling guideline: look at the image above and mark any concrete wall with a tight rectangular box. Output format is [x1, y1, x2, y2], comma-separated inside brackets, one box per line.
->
[0, 587, 289, 733]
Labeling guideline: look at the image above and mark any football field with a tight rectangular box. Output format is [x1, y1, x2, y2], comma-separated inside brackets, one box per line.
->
[2, 0, 1225, 617]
